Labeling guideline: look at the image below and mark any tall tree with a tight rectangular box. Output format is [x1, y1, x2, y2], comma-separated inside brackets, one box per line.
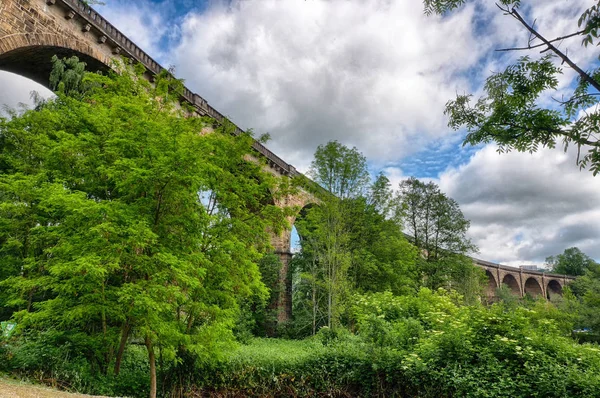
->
[546, 247, 598, 276]
[296, 199, 351, 331]
[296, 141, 370, 330]
[397, 178, 482, 300]
[0, 57, 286, 398]
[309, 140, 370, 199]
[295, 143, 420, 333]
[425, 0, 600, 174]
[398, 177, 475, 261]
[368, 172, 395, 218]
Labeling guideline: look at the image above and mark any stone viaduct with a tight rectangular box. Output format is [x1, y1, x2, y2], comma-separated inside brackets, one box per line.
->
[474, 258, 575, 300]
[0, 0, 576, 323]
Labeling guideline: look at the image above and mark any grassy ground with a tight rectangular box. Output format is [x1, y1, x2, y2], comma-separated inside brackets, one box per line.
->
[0, 377, 106, 398]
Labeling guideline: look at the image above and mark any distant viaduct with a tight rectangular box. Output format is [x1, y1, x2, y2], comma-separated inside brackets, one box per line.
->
[474, 258, 575, 300]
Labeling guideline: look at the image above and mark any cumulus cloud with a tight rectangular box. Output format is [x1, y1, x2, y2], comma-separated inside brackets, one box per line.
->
[170, 0, 487, 171]
[439, 145, 600, 265]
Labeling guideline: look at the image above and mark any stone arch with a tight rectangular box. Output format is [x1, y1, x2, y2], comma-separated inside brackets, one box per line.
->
[0, 33, 111, 87]
[502, 274, 521, 296]
[290, 203, 316, 247]
[524, 277, 543, 298]
[547, 279, 563, 298]
[484, 269, 498, 300]
[271, 191, 319, 324]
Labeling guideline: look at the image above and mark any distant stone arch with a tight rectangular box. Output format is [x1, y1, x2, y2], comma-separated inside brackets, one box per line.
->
[484, 270, 498, 300]
[524, 277, 543, 298]
[502, 274, 521, 296]
[547, 279, 563, 299]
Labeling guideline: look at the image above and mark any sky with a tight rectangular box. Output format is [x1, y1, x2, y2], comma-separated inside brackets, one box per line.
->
[1, 0, 599, 267]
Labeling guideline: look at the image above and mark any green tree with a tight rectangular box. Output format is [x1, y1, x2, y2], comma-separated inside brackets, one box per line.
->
[290, 249, 324, 336]
[297, 200, 351, 330]
[295, 143, 420, 333]
[397, 178, 481, 300]
[368, 172, 394, 217]
[309, 140, 370, 199]
[0, 58, 286, 398]
[425, 0, 600, 174]
[571, 262, 600, 333]
[298, 141, 373, 330]
[49, 55, 86, 96]
[344, 196, 419, 295]
[398, 177, 476, 261]
[546, 247, 597, 276]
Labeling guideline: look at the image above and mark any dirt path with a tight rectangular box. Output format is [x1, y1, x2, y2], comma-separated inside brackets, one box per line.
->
[0, 378, 108, 398]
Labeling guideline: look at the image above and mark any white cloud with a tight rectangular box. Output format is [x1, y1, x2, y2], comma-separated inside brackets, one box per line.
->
[100, 0, 171, 64]
[440, 144, 600, 264]
[170, 0, 487, 171]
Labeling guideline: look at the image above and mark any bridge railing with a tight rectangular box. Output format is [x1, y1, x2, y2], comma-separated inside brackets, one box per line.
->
[59, 0, 300, 178]
[61, 0, 162, 75]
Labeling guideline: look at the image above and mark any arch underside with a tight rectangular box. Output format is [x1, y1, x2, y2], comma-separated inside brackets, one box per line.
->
[524, 277, 543, 298]
[0, 30, 112, 88]
[547, 279, 563, 298]
[0, 45, 108, 88]
[485, 270, 498, 298]
[502, 274, 521, 296]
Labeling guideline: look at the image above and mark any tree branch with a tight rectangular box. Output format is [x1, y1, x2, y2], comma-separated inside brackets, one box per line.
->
[496, 30, 586, 52]
[485, 120, 600, 148]
[551, 92, 600, 105]
[507, 7, 600, 93]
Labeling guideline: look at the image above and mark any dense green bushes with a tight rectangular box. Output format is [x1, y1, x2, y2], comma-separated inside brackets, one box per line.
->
[162, 289, 600, 397]
[1, 330, 149, 396]
[3, 288, 600, 397]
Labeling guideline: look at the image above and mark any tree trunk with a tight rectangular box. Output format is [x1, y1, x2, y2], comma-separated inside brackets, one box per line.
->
[146, 335, 157, 398]
[312, 276, 317, 335]
[114, 320, 131, 376]
[327, 256, 333, 329]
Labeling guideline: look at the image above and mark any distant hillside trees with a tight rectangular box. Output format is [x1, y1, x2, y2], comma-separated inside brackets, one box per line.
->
[546, 247, 598, 276]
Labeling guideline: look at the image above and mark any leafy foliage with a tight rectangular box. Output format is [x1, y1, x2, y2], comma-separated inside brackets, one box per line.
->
[398, 177, 476, 260]
[293, 142, 420, 335]
[49, 55, 87, 96]
[429, 0, 600, 174]
[546, 247, 598, 276]
[1, 49, 596, 398]
[0, 57, 287, 396]
[158, 290, 600, 398]
[308, 140, 370, 199]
